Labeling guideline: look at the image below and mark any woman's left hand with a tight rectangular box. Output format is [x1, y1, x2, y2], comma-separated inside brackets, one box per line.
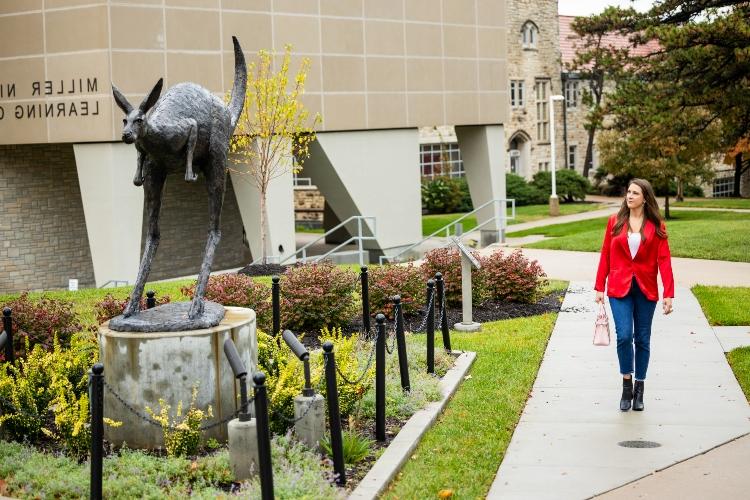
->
[663, 297, 673, 315]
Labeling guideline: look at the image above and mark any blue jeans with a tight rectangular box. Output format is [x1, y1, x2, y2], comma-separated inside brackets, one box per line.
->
[608, 278, 657, 380]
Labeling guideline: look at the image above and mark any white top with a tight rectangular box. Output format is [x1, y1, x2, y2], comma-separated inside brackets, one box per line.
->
[628, 232, 641, 259]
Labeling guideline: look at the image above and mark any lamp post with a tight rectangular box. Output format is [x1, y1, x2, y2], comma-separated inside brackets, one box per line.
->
[549, 94, 564, 216]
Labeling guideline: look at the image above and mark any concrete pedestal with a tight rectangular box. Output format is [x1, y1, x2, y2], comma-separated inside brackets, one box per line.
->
[454, 322, 481, 332]
[228, 418, 259, 481]
[549, 195, 560, 216]
[293, 394, 325, 451]
[98, 306, 257, 448]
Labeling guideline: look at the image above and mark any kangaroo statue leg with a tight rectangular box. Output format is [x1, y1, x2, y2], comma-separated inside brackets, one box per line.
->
[188, 153, 226, 320]
[184, 118, 198, 182]
[123, 165, 166, 317]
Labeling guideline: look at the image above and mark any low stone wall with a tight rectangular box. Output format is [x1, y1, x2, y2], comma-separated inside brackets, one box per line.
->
[294, 186, 324, 227]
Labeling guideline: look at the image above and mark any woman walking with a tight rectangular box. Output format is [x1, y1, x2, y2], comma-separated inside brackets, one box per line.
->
[595, 178, 674, 411]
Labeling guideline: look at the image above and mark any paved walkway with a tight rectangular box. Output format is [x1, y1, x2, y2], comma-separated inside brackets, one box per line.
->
[486, 282, 750, 499]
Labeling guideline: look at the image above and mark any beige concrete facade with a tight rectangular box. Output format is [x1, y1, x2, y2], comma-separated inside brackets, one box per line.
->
[0, 0, 508, 145]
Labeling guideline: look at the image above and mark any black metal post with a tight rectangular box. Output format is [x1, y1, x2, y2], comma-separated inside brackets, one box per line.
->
[322, 341, 346, 485]
[253, 372, 275, 500]
[393, 296, 410, 392]
[435, 273, 452, 352]
[89, 363, 104, 500]
[2, 308, 13, 364]
[426, 279, 435, 374]
[375, 313, 386, 442]
[146, 290, 156, 309]
[361, 266, 370, 335]
[272, 276, 280, 337]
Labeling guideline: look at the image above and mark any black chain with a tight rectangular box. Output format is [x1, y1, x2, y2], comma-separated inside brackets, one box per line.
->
[335, 328, 379, 386]
[384, 304, 399, 354]
[103, 381, 250, 432]
[412, 291, 435, 333]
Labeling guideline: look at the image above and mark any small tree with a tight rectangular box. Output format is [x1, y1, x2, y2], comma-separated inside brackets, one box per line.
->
[230, 45, 320, 263]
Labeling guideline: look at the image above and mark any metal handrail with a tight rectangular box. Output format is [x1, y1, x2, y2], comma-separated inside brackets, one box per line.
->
[275, 215, 376, 266]
[98, 280, 129, 288]
[379, 198, 515, 264]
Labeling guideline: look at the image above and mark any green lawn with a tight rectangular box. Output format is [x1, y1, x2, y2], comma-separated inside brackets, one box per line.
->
[384, 314, 557, 498]
[692, 286, 750, 326]
[728, 347, 750, 403]
[383, 281, 566, 498]
[673, 198, 750, 209]
[422, 203, 606, 236]
[514, 210, 750, 263]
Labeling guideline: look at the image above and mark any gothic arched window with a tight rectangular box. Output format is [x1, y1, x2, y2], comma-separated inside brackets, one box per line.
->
[521, 21, 539, 49]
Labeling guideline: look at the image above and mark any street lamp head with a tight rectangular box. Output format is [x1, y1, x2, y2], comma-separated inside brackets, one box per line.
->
[551, 94, 564, 101]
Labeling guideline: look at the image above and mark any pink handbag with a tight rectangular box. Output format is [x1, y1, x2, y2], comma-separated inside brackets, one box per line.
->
[593, 303, 611, 346]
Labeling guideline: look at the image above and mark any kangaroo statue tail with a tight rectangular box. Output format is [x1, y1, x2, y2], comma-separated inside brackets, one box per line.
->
[228, 36, 247, 131]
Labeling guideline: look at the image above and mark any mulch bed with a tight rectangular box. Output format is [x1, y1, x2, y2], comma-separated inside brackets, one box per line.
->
[237, 263, 288, 277]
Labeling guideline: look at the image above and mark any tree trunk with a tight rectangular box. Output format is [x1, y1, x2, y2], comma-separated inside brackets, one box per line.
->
[734, 152, 743, 197]
[260, 191, 269, 264]
[583, 128, 595, 178]
[664, 193, 670, 219]
[676, 178, 684, 202]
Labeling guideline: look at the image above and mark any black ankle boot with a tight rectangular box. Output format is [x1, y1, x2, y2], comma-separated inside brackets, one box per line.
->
[620, 377, 633, 411]
[633, 380, 644, 411]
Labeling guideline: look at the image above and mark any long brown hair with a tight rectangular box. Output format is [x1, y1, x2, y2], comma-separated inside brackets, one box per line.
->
[612, 178, 667, 239]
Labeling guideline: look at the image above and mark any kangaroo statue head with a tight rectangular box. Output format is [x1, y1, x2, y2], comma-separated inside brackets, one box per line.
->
[112, 79, 163, 144]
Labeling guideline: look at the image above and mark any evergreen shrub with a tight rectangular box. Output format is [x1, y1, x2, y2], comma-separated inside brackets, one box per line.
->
[368, 263, 426, 318]
[481, 249, 547, 303]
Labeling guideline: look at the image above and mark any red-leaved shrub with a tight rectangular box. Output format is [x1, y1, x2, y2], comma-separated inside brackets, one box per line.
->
[1, 292, 81, 357]
[481, 249, 547, 303]
[280, 262, 358, 333]
[181, 274, 272, 331]
[368, 264, 426, 318]
[94, 293, 172, 324]
[420, 247, 487, 306]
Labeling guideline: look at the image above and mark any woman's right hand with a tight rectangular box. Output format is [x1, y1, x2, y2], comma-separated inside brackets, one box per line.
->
[595, 291, 605, 303]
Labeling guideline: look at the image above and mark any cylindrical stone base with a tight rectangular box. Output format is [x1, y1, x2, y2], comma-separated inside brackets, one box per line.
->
[228, 418, 259, 481]
[98, 306, 257, 448]
[294, 394, 325, 451]
[549, 195, 560, 216]
[454, 321, 481, 332]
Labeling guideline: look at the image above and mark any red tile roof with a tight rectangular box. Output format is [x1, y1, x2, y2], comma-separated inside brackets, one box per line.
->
[559, 15, 660, 68]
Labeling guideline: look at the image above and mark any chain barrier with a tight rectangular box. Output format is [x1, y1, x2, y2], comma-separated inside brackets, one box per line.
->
[335, 327, 379, 387]
[102, 380, 250, 432]
[384, 303, 399, 355]
[411, 291, 435, 333]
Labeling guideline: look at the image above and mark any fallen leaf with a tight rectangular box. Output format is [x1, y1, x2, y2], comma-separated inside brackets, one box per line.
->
[464, 374, 473, 380]
[438, 489, 454, 498]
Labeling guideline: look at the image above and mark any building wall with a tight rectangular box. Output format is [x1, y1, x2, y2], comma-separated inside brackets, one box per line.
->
[144, 174, 251, 281]
[0, 0, 508, 145]
[0, 144, 95, 292]
[504, 0, 564, 180]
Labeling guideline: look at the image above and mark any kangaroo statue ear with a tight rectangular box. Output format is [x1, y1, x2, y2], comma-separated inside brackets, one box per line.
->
[112, 84, 133, 114]
[139, 78, 163, 113]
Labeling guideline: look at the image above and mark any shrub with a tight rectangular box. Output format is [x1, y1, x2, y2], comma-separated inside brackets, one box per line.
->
[0, 334, 104, 457]
[321, 430, 374, 464]
[181, 273, 271, 332]
[421, 176, 473, 214]
[145, 386, 212, 458]
[368, 264, 426, 318]
[531, 169, 591, 202]
[2, 292, 81, 358]
[280, 262, 358, 333]
[94, 293, 172, 324]
[420, 247, 487, 306]
[480, 249, 547, 303]
[506, 173, 547, 206]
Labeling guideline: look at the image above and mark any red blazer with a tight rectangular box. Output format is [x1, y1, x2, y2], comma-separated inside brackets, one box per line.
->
[595, 214, 674, 301]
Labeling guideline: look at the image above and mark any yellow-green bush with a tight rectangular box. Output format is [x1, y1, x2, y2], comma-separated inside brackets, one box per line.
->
[146, 387, 212, 458]
[0, 333, 101, 458]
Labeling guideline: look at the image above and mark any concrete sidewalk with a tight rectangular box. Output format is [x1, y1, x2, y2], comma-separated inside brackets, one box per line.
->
[487, 282, 750, 499]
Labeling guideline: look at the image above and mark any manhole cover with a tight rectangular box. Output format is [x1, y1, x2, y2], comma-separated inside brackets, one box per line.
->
[618, 440, 661, 448]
